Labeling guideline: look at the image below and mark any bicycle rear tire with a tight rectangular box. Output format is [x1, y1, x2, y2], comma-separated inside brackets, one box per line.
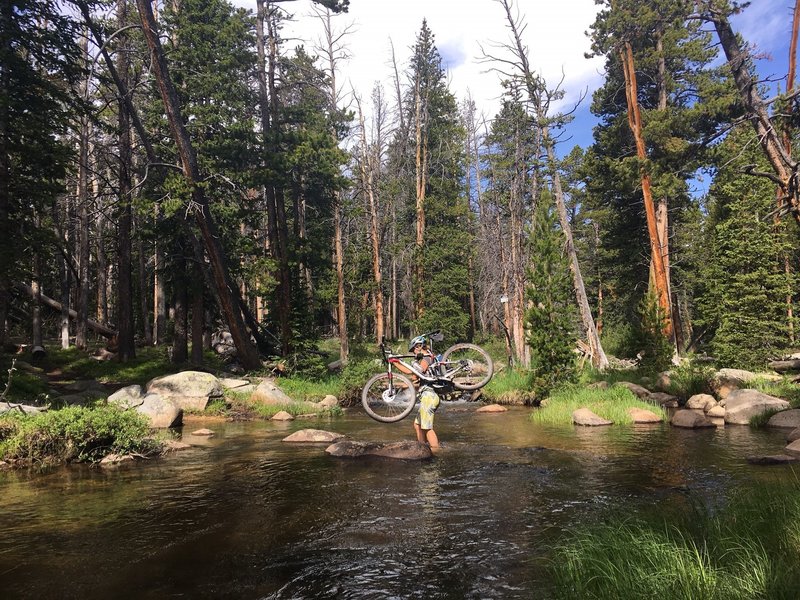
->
[442, 343, 494, 390]
[361, 372, 417, 422]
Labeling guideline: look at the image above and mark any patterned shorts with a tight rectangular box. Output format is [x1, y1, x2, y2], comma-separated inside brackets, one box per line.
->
[414, 386, 440, 430]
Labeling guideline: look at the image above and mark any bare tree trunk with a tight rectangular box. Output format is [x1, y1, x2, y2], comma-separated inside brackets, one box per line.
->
[76, 34, 91, 350]
[547, 140, 609, 369]
[256, 0, 291, 355]
[620, 43, 673, 339]
[116, 0, 135, 361]
[333, 199, 349, 359]
[172, 246, 188, 364]
[136, 212, 153, 345]
[498, 0, 607, 368]
[191, 271, 204, 365]
[705, 5, 800, 226]
[0, 0, 11, 346]
[356, 101, 385, 343]
[32, 258, 42, 348]
[153, 220, 166, 344]
[136, 0, 261, 369]
[413, 75, 428, 320]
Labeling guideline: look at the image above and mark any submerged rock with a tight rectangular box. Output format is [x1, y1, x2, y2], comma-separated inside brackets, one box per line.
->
[283, 429, 345, 443]
[325, 440, 432, 460]
[476, 404, 507, 413]
[572, 408, 613, 426]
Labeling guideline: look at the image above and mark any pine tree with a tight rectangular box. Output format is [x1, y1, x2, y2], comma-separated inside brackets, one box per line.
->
[526, 198, 577, 394]
[701, 128, 795, 369]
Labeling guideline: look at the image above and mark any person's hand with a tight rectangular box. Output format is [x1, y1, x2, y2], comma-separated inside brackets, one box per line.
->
[416, 353, 425, 360]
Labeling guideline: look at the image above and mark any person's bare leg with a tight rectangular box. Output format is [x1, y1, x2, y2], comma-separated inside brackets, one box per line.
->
[425, 428, 439, 448]
[414, 421, 426, 443]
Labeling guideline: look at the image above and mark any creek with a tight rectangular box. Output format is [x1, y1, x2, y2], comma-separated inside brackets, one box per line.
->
[0, 405, 792, 599]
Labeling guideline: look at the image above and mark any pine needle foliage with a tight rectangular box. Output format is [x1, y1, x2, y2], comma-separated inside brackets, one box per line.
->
[525, 201, 577, 395]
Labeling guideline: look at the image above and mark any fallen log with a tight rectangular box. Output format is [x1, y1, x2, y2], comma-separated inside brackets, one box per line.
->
[768, 359, 800, 374]
[14, 283, 116, 339]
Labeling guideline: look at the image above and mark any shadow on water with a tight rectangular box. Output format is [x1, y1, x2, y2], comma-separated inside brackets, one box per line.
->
[0, 407, 793, 599]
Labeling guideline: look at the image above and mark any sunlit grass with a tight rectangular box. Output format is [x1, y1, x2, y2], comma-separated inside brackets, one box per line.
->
[482, 368, 536, 404]
[550, 479, 800, 599]
[530, 384, 666, 426]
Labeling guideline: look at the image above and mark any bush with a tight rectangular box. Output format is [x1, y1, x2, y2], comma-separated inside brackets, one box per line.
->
[666, 358, 716, 399]
[0, 405, 162, 465]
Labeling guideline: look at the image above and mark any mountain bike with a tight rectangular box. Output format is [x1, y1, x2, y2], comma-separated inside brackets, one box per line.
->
[361, 331, 494, 423]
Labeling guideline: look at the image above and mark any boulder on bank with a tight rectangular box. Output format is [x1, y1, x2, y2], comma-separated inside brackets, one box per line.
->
[686, 394, 717, 411]
[271, 411, 294, 421]
[319, 395, 339, 408]
[628, 407, 663, 423]
[250, 379, 294, 405]
[572, 408, 613, 426]
[108, 385, 145, 409]
[137, 393, 182, 428]
[723, 389, 790, 425]
[146, 371, 223, 411]
[788, 427, 800, 443]
[648, 392, 680, 407]
[325, 440, 432, 460]
[283, 429, 345, 443]
[614, 382, 650, 399]
[706, 405, 726, 418]
[670, 409, 716, 429]
[766, 409, 800, 429]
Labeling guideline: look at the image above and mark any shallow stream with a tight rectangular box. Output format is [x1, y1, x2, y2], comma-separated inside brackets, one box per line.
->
[0, 405, 793, 599]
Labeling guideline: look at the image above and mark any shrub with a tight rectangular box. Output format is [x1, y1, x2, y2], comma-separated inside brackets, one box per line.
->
[0, 405, 161, 465]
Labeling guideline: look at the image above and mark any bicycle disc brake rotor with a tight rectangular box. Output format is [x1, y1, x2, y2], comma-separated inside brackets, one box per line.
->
[381, 388, 396, 403]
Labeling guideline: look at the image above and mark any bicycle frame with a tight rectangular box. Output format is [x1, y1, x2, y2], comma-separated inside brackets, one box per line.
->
[380, 333, 467, 394]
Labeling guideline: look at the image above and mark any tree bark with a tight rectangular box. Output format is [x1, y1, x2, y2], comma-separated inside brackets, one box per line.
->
[191, 270, 204, 365]
[15, 283, 115, 338]
[620, 42, 673, 339]
[76, 33, 91, 351]
[256, 0, 292, 355]
[116, 0, 135, 360]
[136, 0, 261, 369]
[706, 5, 800, 225]
[498, 0, 608, 368]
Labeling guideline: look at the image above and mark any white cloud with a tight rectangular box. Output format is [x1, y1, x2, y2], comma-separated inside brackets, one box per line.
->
[234, 0, 605, 125]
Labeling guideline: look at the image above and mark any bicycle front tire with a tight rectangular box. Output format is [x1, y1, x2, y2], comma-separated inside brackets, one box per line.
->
[442, 343, 494, 390]
[361, 372, 417, 423]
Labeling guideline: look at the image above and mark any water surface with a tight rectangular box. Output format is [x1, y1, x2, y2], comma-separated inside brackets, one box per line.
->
[0, 406, 792, 599]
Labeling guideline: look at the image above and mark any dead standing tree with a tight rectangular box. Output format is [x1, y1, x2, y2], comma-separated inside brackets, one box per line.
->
[487, 0, 609, 369]
[699, 1, 800, 227]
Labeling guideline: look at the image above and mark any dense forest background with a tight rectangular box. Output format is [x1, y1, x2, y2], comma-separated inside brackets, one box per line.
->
[3, 0, 799, 383]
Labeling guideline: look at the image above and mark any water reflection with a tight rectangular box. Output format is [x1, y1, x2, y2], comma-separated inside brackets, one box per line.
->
[0, 408, 794, 599]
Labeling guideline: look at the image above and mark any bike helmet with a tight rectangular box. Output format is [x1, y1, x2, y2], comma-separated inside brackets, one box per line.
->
[408, 335, 427, 352]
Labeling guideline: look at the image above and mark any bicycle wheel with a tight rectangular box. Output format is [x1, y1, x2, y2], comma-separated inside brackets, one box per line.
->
[441, 343, 494, 390]
[361, 372, 417, 423]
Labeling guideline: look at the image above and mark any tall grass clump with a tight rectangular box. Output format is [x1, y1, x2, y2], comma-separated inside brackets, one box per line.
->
[549, 480, 800, 599]
[0, 405, 162, 465]
[531, 384, 666, 426]
[483, 368, 536, 404]
[666, 359, 716, 399]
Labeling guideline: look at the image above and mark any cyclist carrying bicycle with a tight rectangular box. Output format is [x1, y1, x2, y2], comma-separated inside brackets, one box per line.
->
[407, 335, 441, 448]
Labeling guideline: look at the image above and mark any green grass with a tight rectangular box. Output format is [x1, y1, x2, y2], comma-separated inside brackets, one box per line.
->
[531, 384, 667, 426]
[0, 405, 162, 465]
[752, 377, 800, 408]
[549, 480, 800, 599]
[482, 368, 536, 404]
